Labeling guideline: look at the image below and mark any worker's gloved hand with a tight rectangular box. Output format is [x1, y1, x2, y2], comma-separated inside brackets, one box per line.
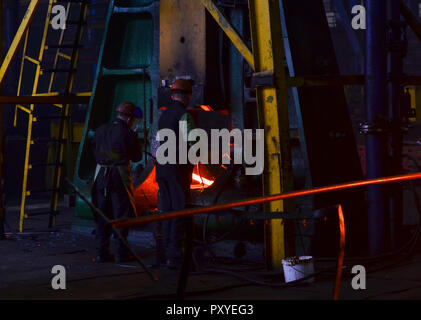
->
[131, 119, 142, 133]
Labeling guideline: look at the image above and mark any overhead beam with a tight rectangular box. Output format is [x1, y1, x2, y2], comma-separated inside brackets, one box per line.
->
[0, 95, 91, 105]
[0, 0, 42, 85]
[200, 0, 255, 69]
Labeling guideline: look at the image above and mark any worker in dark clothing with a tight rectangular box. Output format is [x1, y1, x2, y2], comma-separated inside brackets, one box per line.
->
[91, 102, 143, 263]
[156, 79, 195, 269]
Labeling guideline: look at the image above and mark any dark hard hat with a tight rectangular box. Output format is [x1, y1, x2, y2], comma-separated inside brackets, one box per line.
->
[116, 102, 143, 118]
[170, 79, 193, 94]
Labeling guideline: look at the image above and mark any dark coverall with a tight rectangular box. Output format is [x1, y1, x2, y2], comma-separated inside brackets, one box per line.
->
[91, 118, 142, 258]
[156, 100, 194, 265]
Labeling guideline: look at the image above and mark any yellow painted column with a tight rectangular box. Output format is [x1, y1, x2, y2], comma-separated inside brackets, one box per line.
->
[248, 0, 294, 269]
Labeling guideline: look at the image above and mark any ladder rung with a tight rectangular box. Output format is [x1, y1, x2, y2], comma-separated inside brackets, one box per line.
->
[35, 115, 70, 120]
[32, 138, 66, 144]
[57, 52, 72, 60]
[25, 210, 59, 217]
[6, 137, 28, 142]
[46, 44, 83, 49]
[66, 20, 87, 26]
[24, 55, 40, 65]
[5, 137, 65, 144]
[28, 189, 60, 194]
[41, 68, 77, 73]
[17, 105, 32, 114]
[30, 162, 63, 168]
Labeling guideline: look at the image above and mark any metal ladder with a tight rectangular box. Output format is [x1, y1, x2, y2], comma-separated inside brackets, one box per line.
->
[13, 0, 89, 232]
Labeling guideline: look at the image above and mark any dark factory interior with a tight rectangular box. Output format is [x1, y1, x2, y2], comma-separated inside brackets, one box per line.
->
[1, 0, 421, 302]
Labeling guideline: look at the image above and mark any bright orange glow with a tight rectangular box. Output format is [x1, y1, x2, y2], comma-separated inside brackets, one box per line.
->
[333, 205, 346, 300]
[192, 173, 214, 186]
[198, 105, 214, 111]
[112, 172, 421, 229]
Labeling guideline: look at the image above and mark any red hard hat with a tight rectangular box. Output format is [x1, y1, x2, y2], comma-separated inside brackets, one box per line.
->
[170, 79, 193, 93]
[116, 102, 142, 118]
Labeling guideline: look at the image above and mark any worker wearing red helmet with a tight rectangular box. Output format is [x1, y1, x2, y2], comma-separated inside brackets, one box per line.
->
[91, 102, 143, 263]
[156, 78, 196, 269]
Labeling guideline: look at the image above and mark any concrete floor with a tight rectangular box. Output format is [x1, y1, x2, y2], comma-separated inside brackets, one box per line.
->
[1, 201, 421, 300]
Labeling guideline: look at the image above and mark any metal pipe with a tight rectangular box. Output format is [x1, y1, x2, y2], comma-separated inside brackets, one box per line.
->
[387, 0, 405, 250]
[111, 172, 421, 229]
[365, 0, 389, 255]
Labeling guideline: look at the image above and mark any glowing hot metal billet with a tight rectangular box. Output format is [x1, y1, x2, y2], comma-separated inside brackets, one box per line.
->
[111, 172, 421, 228]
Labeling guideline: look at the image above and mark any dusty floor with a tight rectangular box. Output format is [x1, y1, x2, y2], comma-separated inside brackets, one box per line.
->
[1, 200, 421, 300]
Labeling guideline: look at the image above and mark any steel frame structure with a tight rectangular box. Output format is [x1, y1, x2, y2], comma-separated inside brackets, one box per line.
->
[0, 0, 91, 231]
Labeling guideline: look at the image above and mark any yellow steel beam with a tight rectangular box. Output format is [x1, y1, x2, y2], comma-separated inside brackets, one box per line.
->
[248, 0, 293, 269]
[0, 0, 42, 85]
[200, 0, 254, 70]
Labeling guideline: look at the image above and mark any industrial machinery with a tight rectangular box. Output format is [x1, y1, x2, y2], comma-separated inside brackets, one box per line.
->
[72, 0, 367, 268]
[2, 0, 421, 268]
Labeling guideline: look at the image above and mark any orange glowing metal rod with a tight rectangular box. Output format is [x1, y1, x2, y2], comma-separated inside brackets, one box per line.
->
[111, 172, 421, 229]
[333, 205, 345, 300]
[192, 173, 214, 186]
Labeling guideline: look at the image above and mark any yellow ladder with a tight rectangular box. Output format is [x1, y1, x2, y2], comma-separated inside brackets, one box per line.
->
[14, 0, 89, 232]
